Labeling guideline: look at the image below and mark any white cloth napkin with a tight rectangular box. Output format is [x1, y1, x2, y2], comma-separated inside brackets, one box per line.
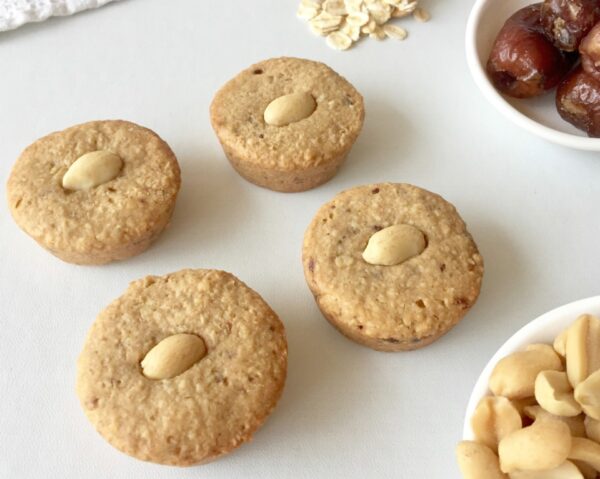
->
[0, 0, 119, 32]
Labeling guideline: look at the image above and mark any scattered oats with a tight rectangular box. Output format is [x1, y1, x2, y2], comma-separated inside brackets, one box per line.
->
[370, 8, 391, 25]
[394, 0, 418, 15]
[310, 22, 338, 36]
[369, 26, 387, 40]
[327, 31, 353, 50]
[361, 18, 377, 34]
[383, 23, 407, 40]
[324, 0, 347, 16]
[310, 11, 344, 31]
[344, 0, 364, 11]
[297, 4, 320, 20]
[341, 22, 361, 40]
[297, 0, 425, 50]
[302, 0, 325, 6]
[413, 7, 430, 22]
[346, 10, 370, 26]
[391, 7, 410, 17]
[365, 0, 391, 16]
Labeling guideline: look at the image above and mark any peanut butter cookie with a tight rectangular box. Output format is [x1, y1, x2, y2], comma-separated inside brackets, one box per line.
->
[6, 120, 181, 265]
[76, 269, 288, 466]
[210, 57, 365, 192]
[302, 183, 483, 351]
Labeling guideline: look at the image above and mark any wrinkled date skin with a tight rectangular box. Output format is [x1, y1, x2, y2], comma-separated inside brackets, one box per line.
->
[541, 0, 600, 51]
[556, 65, 600, 136]
[580, 22, 600, 80]
[487, 4, 575, 98]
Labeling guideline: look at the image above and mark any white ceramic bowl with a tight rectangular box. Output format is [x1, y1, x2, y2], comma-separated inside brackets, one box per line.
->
[462, 295, 600, 439]
[465, 0, 600, 151]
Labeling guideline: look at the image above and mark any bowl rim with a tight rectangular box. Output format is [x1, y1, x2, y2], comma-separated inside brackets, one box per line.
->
[462, 295, 600, 439]
[464, 0, 600, 151]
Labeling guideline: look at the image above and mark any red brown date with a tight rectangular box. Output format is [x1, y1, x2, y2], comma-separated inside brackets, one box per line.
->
[580, 22, 600, 80]
[541, 0, 600, 51]
[556, 65, 600, 137]
[487, 4, 574, 98]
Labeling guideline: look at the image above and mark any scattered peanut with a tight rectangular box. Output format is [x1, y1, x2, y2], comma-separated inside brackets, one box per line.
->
[264, 92, 317, 127]
[489, 344, 563, 399]
[362, 224, 426, 266]
[141, 333, 207, 380]
[456, 441, 508, 479]
[498, 418, 571, 473]
[62, 150, 123, 191]
[471, 397, 522, 452]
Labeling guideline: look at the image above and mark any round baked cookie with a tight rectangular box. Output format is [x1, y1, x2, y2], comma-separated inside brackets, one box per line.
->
[302, 183, 484, 352]
[6, 120, 181, 265]
[210, 57, 365, 192]
[76, 269, 288, 466]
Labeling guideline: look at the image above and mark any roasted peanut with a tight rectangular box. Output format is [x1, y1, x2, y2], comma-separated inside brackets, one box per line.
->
[566, 315, 600, 388]
[584, 416, 600, 443]
[535, 370, 582, 417]
[508, 461, 584, 478]
[490, 344, 563, 399]
[568, 437, 600, 472]
[555, 329, 569, 358]
[524, 405, 586, 437]
[573, 461, 597, 479]
[456, 441, 508, 479]
[472, 397, 522, 452]
[498, 418, 571, 473]
[575, 369, 600, 420]
[513, 397, 541, 418]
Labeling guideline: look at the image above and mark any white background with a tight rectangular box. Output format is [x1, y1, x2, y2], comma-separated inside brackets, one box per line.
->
[1, 1, 599, 478]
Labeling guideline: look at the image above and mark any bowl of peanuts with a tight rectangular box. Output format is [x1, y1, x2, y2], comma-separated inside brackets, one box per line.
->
[459, 295, 600, 478]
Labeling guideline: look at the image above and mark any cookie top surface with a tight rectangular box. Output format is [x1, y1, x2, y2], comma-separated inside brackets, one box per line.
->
[76, 269, 288, 466]
[302, 183, 484, 346]
[210, 57, 365, 171]
[6, 120, 180, 258]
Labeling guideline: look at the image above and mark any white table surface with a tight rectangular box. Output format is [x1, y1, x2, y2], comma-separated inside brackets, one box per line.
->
[1, 1, 600, 477]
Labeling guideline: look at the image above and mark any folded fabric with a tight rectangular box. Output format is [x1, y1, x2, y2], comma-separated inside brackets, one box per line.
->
[0, 0, 119, 32]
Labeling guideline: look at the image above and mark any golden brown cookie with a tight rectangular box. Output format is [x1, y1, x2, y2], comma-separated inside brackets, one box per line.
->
[76, 269, 288, 466]
[302, 183, 484, 352]
[210, 57, 365, 192]
[6, 120, 181, 265]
